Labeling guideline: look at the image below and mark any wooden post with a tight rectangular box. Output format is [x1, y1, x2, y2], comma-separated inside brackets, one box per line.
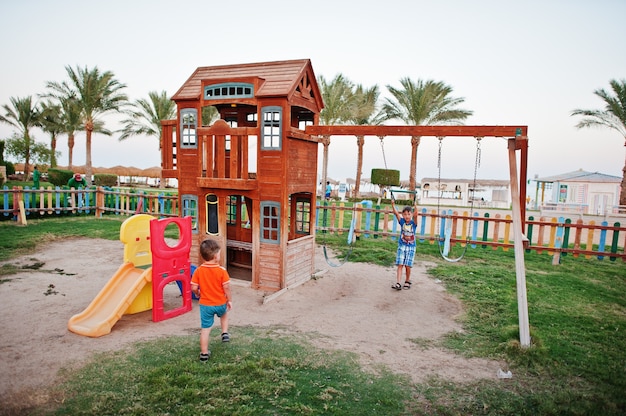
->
[18, 200, 27, 226]
[508, 139, 531, 348]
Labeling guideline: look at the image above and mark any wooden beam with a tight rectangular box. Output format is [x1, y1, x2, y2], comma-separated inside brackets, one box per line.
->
[508, 138, 531, 348]
[306, 125, 528, 138]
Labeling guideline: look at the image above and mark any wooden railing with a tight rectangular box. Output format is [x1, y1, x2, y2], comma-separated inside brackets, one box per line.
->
[317, 201, 626, 262]
[1, 186, 179, 219]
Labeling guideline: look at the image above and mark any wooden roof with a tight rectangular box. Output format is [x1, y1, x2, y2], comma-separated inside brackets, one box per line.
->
[172, 59, 322, 107]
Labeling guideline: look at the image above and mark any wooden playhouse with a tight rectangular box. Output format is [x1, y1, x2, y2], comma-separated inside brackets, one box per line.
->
[160, 59, 324, 291]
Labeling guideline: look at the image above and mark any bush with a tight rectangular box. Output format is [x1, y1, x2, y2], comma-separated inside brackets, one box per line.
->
[371, 168, 400, 186]
[48, 168, 74, 187]
[94, 174, 117, 187]
[3, 161, 15, 176]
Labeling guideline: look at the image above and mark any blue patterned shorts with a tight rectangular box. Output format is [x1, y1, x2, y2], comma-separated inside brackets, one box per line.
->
[396, 244, 416, 266]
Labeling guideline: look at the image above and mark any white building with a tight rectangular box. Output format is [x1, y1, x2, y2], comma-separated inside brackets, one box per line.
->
[533, 169, 621, 215]
[420, 178, 511, 209]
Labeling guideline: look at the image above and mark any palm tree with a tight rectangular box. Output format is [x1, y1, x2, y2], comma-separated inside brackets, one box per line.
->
[571, 79, 626, 206]
[39, 100, 64, 167]
[381, 78, 473, 191]
[46, 65, 128, 183]
[202, 106, 219, 126]
[346, 84, 380, 197]
[119, 90, 176, 148]
[0, 96, 41, 180]
[58, 95, 84, 169]
[318, 74, 355, 196]
[119, 90, 176, 188]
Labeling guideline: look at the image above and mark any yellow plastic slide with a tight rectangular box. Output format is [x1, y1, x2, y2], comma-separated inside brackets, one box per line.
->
[68, 263, 152, 338]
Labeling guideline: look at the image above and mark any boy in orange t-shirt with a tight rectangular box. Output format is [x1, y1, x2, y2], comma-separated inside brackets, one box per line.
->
[191, 239, 233, 362]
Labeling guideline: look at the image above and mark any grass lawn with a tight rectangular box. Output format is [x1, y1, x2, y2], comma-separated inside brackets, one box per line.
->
[1, 217, 625, 415]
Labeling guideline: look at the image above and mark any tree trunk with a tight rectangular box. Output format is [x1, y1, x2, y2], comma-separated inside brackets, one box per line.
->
[85, 126, 93, 185]
[50, 134, 57, 167]
[23, 131, 31, 183]
[409, 136, 421, 191]
[354, 135, 364, 198]
[68, 133, 75, 169]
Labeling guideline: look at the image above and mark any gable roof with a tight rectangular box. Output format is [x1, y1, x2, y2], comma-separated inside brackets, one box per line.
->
[536, 169, 621, 183]
[172, 59, 322, 107]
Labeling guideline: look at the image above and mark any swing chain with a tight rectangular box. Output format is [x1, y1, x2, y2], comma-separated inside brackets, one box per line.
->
[378, 136, 388, 170]
[437, 137, 444, 195]
[470, 137, 482, 204]
[436, 137, 444, 241]
[474, 137, 482, 174]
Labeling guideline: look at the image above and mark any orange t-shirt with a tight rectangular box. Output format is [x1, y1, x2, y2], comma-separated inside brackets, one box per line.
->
[190, 263, 230, 306]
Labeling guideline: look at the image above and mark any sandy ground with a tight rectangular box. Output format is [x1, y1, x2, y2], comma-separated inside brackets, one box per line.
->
[0, 238, 504, 412]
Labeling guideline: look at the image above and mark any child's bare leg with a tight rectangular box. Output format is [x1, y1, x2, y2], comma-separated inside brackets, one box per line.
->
[220, 313, 229, 335]
[200, 327, 212, 354]
[405, 266, 412, 282]
[396, 265, 403, 284]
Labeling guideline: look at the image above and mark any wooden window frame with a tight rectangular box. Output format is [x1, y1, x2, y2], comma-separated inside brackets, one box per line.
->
[180, 108, 198, 148]
[261, 106, 282, 150]
[181, 194, 198, 233]
[260, 201, 280, 243]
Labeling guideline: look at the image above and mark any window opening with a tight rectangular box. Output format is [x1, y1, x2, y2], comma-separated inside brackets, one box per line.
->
[295, 198, 311, 234]
[172, 125, 177, 168]
[260, 201, 280, 243]
[180, 109, 197, 148]
[206, 194, 219, 235]
[261, 106, 282, 150]
[181, 195, 198, 233]
[227, 196, 237, 225]
[204, 83, 254, 100]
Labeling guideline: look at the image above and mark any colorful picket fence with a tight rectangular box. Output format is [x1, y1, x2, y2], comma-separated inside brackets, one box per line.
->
[1, 186, 179, 219]
[316, 201, 626, 262]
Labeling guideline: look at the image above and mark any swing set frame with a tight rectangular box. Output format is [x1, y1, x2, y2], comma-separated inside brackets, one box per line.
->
[306, 124, 532, 348]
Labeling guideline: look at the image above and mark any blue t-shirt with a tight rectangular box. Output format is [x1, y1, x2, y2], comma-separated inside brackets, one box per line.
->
[398, 218, 417, 246]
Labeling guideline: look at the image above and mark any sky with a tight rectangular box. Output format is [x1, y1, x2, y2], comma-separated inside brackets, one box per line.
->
[1, 0, 625, 186]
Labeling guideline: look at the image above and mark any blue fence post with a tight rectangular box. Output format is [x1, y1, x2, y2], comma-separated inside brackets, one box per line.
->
[471, 212, 479, 248]
[158, 193, 165, 216]
[362, 200, 372, 238]
[3, 186, 10, 216]
[115, 191, 120, 215]
[598, 220, 608, 260]
[84, 188, 91, 214]
[24, 187, 31, 215]
[54, 187, 61, 214]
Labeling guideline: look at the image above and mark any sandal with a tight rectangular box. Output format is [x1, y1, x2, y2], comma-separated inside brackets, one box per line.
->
[221, 332, 230, 342]
[200, 351, 211, 362]
[403, 281, 412, 290]
[391, 283, 402, 291]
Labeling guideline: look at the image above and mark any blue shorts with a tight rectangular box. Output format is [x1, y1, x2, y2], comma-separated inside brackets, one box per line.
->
[396, 244, 416, 267]
[199, 303, 228, 329]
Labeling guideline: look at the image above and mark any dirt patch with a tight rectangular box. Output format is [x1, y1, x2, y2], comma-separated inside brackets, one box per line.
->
[0, 238, 503, 410]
